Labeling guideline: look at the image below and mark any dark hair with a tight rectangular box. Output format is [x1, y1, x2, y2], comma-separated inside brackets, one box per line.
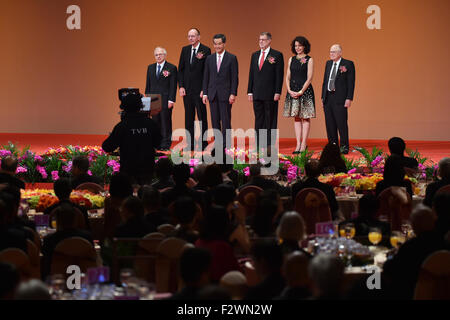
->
[213, 34, 226, 43]
[54, 178, 72, 200]
[72, 155, 90, 172]
[200, 205, 230, 240]
[121, 196, 145, 218]
[318, 143, 347, 174]
[291, 36, 311, 55]
[388, 137, 406, 155]
[432, 192, 450, 221]
[1, 156, 18, 173]
[251, 238, 283, 272]
[109, 173, 133, 199]
[0, 185, 20, 209]
[252, 190, 279, 237]
[155, 157, 173, 179]
[179, 247, 211, 284]
[121, 94, 143, 113]
[383, 155, 405, 183]
[358, 194, 379, 219]
[260, 32, 272, 39]
[189, 28, 200, 35]
[172, 163, 191, 185]
[138, 185, 161, 210]
[212, 184, 236, 207]
[54, 203, 77, 230]
[304, 159, 321, 178]
[173, 197, 196, 225]
[249, 164, 262, 177]
[0, 262, 20, 299]
[204, 164, 223, 188]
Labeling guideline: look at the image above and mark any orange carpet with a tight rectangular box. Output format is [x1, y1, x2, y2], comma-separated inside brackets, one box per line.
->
[0, 133, 448, 163]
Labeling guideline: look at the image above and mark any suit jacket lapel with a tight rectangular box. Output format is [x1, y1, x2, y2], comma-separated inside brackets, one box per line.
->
[219, 51, 228, 74]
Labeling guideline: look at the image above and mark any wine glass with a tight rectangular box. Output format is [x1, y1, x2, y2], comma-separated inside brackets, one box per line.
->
[345, 223, 356, 239]
[368, 228, 382, 246]
[401, 220, 412, 239]
[390, 231, 405, 249]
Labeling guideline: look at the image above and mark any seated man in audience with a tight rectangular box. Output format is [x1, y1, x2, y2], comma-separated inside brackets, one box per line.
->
[0, 263, 20, 300]
[308, 253, 345, 300]
[114, 196, 155, 238]
[14, 279, 51, 300]
[169, 247, 212, 300]
[250, 189, 283, 237]
[424, 157, 450, 207]
[431, 192, 450, 243]
[0, 156, 25, 189]
[0, 192, 28, 253]
[171, 197, 199, 244]
[291, 159, 341, 220]
[275, 251, 311, 300]
[151, 157, 175, 191]
[240, 164, 290, 196]
[383, 204, 446, 299]
[375, 155, 413, 198]
[388, 137, 419, 170]
[44, 178, 90, 230]
[244, 238, 285, 300]
[70, 155, 103, 189]
[138, 185, 170, 228]
[41, 204, 94, 280]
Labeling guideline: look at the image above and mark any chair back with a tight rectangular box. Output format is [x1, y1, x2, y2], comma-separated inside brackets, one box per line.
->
[24, 226, 41, 251]
[75, 182, 105, 194]
[26, 240, 41, 279]
[294, 188, 332, 235]
[134, 233, 166, 283]
[155, 237, 192, 293]
[50, 237, 98, 275]
[237, 186, 263, 217]
[414, 250, 450, 300]
[157, 224, 176, 236]
[436, 184, 450, 195]
[49, 206, 87, 230]
[0, 248, 32, 280]
[377, 186, 412, 231]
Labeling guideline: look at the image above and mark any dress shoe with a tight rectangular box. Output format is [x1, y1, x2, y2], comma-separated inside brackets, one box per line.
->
[340, 146, 349, 154]
[292, 150, 300, 155]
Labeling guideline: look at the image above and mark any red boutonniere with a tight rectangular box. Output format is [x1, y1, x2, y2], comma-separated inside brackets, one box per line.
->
[339, 66, 347, 73]
[162, 70, 170, 77]
[267, 56, 276, 64]
[196, 51, 205, 59]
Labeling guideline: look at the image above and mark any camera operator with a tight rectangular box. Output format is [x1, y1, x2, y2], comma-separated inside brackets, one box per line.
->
[102, 92, 161, 185]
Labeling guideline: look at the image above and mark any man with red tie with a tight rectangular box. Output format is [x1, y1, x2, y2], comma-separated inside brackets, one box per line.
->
[248, 32, 284, 151]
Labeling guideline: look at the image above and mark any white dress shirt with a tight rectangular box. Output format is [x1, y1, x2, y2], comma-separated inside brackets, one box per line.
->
[327, 58, 341, 91]
[249, 47, 271, 96]
[190, 43, 201, 61]
[156, 61, 173, 104]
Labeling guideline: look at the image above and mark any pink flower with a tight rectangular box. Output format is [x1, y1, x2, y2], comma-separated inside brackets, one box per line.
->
[63, 161, 72, 173]
[196, 52, 205, 59]
[267, 56, 276, 64]
[34, 155, 44, 162]
[107, 160, 120, 173]
[287, 165, 299, 182]
[87, 170, 92, 176]
[51, 171, 59, 181]
[36, 165, 48, 179]
[243, 167, 250, 177]
[16, 166, 28, 174]
[339, 66, 347, 73]
[300, 57, 307, 64]
[190, 167, 194, 175]
[189, 158, 199, 167]
[0, 150, 12, 157]
[162, 70, 170, 77]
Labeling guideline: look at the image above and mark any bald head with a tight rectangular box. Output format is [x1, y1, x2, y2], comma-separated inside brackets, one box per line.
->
[410, 204, 436, 235]
[330, 44, 342, 62]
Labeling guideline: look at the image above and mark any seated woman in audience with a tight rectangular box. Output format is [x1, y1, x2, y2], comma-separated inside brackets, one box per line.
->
[41, 204, 93, 280]
[276, 211, 310, 257]
[171, 197, 199, 244]
[375, 155, 413, 198]
[195, 205, 241, 283]
[138, 185, 170, 228]
[151, 157, 175, 191]
[212, 184, 250, 253]
[103, 173, 134, 242]
[250, 190, 283, 237]
[318, 143, 348, 174]
[114, 196, 155, 238]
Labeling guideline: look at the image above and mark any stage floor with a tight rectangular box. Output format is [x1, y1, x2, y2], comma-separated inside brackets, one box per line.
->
[0, 133, 448, 163]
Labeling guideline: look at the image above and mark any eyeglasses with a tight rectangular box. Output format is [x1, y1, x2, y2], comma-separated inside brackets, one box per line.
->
[259, 38, 269, 42]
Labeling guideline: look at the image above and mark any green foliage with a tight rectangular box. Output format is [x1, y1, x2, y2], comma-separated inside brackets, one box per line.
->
[353, 146, 384, 167]
[90, 154, 115, 184]
[342, 155, 358, 171]
[285, 150, 315, 171]
[406, 148, 431, 165]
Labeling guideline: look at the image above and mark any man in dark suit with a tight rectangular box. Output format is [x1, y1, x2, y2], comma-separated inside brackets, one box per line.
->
[202, 34, 239, 151]
[145, 47, 177, 150]
[178, 28, 211, 152]
[247, 32, 284, 151]
[321, 44, 355, 154]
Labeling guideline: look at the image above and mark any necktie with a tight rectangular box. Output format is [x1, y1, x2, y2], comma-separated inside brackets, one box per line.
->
[156, 64, 161, 79]
[328, 62, 337, 91]
[217, 55, 222, 72]
[259, 51, 265, 70]
[191, 48, 196, 64]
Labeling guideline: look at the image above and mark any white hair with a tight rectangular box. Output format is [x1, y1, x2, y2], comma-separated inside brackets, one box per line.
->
[154, 47, 167, 55]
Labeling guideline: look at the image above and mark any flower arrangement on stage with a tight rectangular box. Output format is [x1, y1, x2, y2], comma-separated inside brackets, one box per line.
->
[21, 189, 105, 211]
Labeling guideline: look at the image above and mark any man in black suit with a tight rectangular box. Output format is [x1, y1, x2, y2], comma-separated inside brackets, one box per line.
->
[321, 44, 355, 154]
[247, 32, 284, 151]
[202, 34, 239, 151]
[178, 28, 211, 152]
[145, 47, 177, 150]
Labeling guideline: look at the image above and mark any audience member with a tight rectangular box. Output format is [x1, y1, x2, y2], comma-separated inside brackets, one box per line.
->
[151, 157, 175, 191]
[171, 197, 199, 244]
[195, 205, 241, 282]
[276, 211, 309, 256]
[431, 192, 450, 241]
[292, 159, 340, 219]
[251, 189, 283, 237]
[244, 239, 285, 300]
[308, 253, 345, 299]
[0, 262, 20, 300]
[169, 247, 211, 300]
[219, 271, 248, 300]
[0, 156, 25, 189]
[375, 155, 413, 198]
[14, 279, 51, 300]
[114, 196, 155, 238]
[0, 194, 28, 253]
[240, 164, 290, 196]
[388, 137, 419, 169]
[197, 285, 232, 300]
[318, 143, 347, 174]
[138, 185, 170, 228]
[70, 155, 103, 189]
[276, 251, 311, 300]
[424, 157, 450, 207]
